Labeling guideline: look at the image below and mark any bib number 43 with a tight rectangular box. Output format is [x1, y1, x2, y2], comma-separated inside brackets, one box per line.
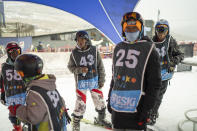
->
[80, 54, 94, 66]
[115, 49, 140, 68]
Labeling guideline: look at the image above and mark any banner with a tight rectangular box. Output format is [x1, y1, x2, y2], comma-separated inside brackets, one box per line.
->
[4, 0, 139, 44]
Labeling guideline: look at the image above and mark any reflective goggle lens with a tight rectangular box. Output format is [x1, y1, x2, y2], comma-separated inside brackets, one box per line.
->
[8, 48, 20, 54]
[123, 20, 142, 32]
[156, 25, 168, 33]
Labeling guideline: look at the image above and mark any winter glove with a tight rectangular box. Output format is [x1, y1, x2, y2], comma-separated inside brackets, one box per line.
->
[65, 108, 71, 124]
[8, 104, 21, 116]
[81, 67, 88, 73]
[168, 67, 175, 73]
[98, 83, 104, 89]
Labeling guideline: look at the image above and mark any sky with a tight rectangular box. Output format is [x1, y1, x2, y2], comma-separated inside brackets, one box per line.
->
[135, 0, 197, 41]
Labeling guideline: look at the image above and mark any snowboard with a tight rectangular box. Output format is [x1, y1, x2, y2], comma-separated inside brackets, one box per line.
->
[81, 118, 112, 130]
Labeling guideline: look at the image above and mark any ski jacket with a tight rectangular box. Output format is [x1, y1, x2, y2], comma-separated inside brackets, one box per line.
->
[67, 45, 105, 89]
[109, 40, 161, 130]
[16, 74, 67, 131]
[0, 58, 26, 106]
[152, 35, 184, 80]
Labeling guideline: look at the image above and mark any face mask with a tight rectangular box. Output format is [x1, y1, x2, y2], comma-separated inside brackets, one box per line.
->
[125, 31, 140, 42]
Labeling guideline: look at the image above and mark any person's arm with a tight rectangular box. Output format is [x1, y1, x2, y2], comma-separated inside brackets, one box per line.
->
[61, 97, 71, 124]
[0, 67, 6, 105]
[67, 53, 83, 74]
[137, 47, 161, 117]
[97, 51, 106, 88]
[16, 91, 47, 125]
[168, 37, 184, 66]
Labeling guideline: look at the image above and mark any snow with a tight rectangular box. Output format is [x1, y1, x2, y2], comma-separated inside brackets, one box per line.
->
[1, 53, 197, 131]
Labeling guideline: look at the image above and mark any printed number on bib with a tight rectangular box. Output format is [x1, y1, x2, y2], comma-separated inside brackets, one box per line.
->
[47, 91, 60, 108]
[115, 49, 140, 68]
[6, 70, 22, 81]
[80, 55, 94, 66]
[156, 47, 166, 57]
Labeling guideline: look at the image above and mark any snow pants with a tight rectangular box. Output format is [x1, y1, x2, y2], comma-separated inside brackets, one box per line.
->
[153, 80, 168, 113]
[73, 88, 106, 117]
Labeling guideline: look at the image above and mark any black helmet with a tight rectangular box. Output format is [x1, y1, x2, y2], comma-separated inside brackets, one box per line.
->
[121, 12, 144, 40]
[14, 54, 43, 78]
[75, 31, 89, 41]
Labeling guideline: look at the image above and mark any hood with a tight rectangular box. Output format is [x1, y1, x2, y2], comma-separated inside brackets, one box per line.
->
[28, 74, 57, 91]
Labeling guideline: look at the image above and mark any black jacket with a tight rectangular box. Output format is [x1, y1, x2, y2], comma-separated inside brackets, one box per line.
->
[152, 35, 184, 68]
[108, 41, 161, 130]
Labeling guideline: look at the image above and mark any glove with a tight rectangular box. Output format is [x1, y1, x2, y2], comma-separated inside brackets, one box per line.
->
[8, 104, 21, 116]
[98, 83, 104, 89]
[64, 108, 71, 124]
[168, 66, 175, 73]
[81, 67, 88, 73]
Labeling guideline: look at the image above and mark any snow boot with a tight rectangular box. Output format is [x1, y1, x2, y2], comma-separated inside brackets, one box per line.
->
[72, 116, 81, 131]
[147, 111, 159, 125]
[94, 108, 112, 129]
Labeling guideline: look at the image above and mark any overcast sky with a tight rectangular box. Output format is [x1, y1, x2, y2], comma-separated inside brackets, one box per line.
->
[135, 0, 197, 40]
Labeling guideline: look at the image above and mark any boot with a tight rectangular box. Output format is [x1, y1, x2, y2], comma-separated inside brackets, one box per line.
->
[147, 111, 159, 126]
[94, 108, 112, 129]
[72, 116, 81, 131]
[12, 125, 23, 131]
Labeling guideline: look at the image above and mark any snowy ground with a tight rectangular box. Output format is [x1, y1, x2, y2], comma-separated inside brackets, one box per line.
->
[0, 53, 197, 131]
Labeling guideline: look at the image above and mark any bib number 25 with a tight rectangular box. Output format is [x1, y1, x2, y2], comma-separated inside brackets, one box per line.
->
[115, 49, 140, 68]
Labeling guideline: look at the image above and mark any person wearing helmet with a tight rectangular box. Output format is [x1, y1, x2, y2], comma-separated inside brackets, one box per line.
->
[148, 19, 184, 125]
[107, 12, 161, 131]
[11, 54, 71, 131]
[0, 41, 25, 131]
[67, 30, 112, 131]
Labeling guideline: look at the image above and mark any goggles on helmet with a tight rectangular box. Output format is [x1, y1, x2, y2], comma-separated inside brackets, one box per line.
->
[77, 34, 89, 40]
[123, 20, 142, 32]
[156, 24, 168, 33]
[8, 48, 21, 55]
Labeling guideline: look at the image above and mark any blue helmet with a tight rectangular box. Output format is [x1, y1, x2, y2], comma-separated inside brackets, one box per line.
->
[75, 31, 89, 41]
[155, 19, 170, 34]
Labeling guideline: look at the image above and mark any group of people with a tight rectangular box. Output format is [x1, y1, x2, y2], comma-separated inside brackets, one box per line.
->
[0, 11, 184, 131]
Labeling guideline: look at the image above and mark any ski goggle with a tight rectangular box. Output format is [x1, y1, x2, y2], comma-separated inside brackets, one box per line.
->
[76, 34, 89, 41]
[8, 48, 20, 54]
[123, 20, 142, 32]
[156, 25, 168, 33]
